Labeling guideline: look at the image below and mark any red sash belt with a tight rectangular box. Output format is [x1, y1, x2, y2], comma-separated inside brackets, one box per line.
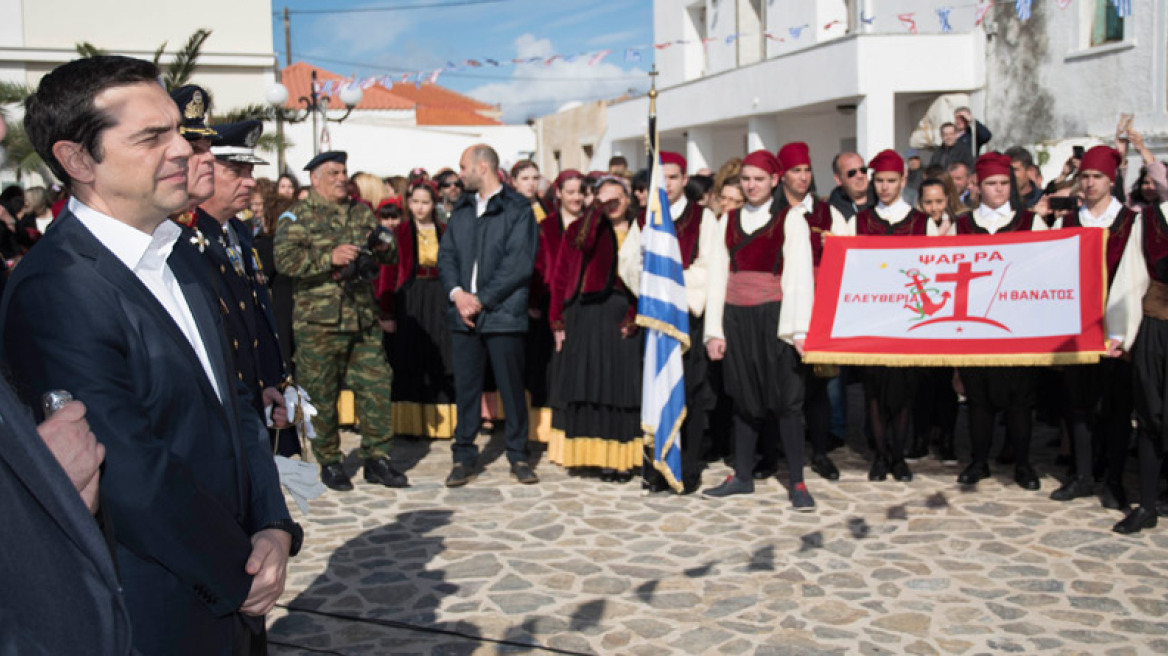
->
[726, 271, 783, 306]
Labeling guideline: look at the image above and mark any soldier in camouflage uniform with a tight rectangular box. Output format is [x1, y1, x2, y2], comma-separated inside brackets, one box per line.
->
[274, 151, 405, 491]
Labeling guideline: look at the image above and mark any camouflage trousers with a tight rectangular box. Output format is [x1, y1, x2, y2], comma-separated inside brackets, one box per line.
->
[295, 325, 394, 464]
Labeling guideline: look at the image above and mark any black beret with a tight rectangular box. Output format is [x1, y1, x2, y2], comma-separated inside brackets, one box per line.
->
[303, 151, 347, 172]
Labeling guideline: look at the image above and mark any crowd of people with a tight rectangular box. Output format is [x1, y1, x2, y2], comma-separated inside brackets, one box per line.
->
[3, 53, 1168, 654]
[261, 110, 1166, 533]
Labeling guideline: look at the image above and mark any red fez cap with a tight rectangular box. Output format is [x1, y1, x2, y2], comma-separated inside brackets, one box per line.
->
[1080, 145, 1123, 182]
[975, 152, 1013, 182]
[377, 198, 401, 210]
[777, 142, 811, 171]
[869, 149, 905, 175]
[742, 150, 781, 176]
[660, 151, 687, 173]
[553, 169, 584, 189]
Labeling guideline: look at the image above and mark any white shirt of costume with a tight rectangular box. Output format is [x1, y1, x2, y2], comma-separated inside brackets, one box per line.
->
[1078, 197, 1123, 230]
[70, 197, 222, 402]
[973, 201, 1015, 235]
[618, 199, 721, 317]
[874, 197, 913, 224]
[926, 213, 955, 236]
[703, 197, 815, 345]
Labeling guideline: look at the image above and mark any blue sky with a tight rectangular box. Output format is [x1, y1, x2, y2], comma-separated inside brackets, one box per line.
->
[272, 0, 654, 123]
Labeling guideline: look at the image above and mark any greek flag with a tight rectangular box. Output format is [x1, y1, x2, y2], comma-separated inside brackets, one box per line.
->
[1112, 0, 1131, 18]
[637, 153, 689, 492]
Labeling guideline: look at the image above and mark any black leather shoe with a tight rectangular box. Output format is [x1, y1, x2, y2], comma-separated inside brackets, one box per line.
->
[1050, 476, 1093, 501]
[1014, 464, 1040, 491]
[681, 478, 701, 495]
[789, 482, 816, 512]
[957, 460, 990, 485]
[643, 478, 671, 493]
[1100, 479, 1129, 510]
[868, 456, 889, 482]
[364, 458, 409, 488]
[1113, 506, 1158, 534]
[510, 461, 540, 485]
[320, 463, 353, 491]
[890, 459, 913, 482]
[752, 461, 778, 480]
[810, 453, 840, 481]
[445, 463, 476, 488]
[702, 476, 754, 497]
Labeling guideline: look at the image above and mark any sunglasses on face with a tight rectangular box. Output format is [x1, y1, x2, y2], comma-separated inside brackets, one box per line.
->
[846, 167, 868, 179]
[440, 181, 463, 189]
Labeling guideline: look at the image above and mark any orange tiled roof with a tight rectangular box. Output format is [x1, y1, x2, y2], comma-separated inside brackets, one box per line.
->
[416, 106, 501, 126]
[281, 63, 504, 126]
[280, 62, 414, 111]
[388, 82, 497, 113]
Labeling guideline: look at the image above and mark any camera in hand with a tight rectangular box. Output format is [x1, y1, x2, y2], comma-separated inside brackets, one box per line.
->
[1048, 196, 1079, 212]
[334, 226, 395, 284]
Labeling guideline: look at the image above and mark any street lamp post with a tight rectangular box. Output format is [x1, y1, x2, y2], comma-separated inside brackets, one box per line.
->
[266, 69, 364, 170]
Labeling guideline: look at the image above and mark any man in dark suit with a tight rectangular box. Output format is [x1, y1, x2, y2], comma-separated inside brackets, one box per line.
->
[438, 144, 539, 487]
[188, 119, 298, 456]
[1, 55, 300, 656]
[0, 382, 133, 654]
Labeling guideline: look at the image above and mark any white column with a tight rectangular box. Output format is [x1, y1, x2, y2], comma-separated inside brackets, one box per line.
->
[747, 115, 778, 152]
[856, 90, 894, 159]
[686, 127, 714, 174]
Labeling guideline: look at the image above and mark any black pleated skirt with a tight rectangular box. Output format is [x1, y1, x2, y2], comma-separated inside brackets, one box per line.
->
[555, 292, 643, 471]
[390, 277, 454, 404]
[723, 302, 803, 423]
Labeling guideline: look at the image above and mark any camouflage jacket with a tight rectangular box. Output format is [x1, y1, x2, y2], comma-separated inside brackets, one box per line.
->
[273, 189, 397, 332]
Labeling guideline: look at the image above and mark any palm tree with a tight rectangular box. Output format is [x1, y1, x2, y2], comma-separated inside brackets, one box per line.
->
[3, 29, 215, 181]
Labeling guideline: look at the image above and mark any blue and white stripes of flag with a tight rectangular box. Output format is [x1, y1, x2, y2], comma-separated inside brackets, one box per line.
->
[636, 154, 689, 493]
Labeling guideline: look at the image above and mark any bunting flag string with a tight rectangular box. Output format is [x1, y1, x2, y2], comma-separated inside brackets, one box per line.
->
[898, 13, 919, 34]
[974, 2, 993, 25]
[937, 7, 954, 32]
[310, 1, 1136, 96]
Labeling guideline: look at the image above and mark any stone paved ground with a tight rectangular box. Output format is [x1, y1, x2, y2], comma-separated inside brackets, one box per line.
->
[269, 394, 1168, 655]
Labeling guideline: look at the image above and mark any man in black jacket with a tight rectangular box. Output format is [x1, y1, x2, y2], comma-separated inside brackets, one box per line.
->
[438, 144, 539, 487]
[0, 382, 133, 655]
[2, 55, 298, 656]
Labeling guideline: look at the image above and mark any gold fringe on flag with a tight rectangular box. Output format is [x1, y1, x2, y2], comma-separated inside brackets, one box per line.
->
[801, 350, 1105, 367]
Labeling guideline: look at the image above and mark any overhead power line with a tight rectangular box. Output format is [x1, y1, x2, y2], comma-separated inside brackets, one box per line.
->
[276, 0, 513, 15]
[294, 52, 647, 84]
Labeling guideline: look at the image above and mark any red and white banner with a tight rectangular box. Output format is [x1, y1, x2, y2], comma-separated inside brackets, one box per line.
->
[803, 228, 1107, 366]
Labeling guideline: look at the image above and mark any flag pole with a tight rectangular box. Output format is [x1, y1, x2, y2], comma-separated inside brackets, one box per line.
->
[646, 65, 658, 177]
[641, 65, 658, 492]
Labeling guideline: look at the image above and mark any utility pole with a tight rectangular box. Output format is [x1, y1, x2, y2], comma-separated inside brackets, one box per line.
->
[278, 7, 291, 172]
[283, 7, 292, 66]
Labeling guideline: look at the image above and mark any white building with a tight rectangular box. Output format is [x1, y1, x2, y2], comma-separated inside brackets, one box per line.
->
[595, 0, 1166, 188]
[265, 62, 535, 182]
[0, 0, 277, 114]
